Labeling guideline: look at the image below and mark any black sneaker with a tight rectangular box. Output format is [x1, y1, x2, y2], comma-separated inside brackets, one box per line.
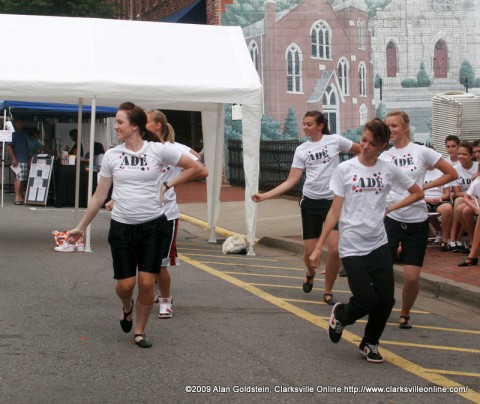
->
[338, 267, 347, 277]
[328, 302, 344, 343]
[359, 341, 384, 363]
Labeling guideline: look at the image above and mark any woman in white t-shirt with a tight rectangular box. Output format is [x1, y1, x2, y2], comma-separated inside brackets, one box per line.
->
[309, 118, 423, 363]
[66, 102, 200, 349]
[252, 111, 360, 305]
[380, 110, 457, 330]
[458, 178, 480, 266]
[449, 141, 479, 252]
[146, 109, 207, 319]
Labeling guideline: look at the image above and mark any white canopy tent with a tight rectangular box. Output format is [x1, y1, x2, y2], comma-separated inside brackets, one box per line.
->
[0, 14, 262, 254]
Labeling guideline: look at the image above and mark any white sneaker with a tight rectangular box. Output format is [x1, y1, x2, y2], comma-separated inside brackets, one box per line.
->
[158, 297, 173, 319]
[433, 233, 442, 245]
[54, 241, 85, 252]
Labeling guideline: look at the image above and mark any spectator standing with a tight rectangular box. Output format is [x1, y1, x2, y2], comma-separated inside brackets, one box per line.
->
[6, 117, 29, 205]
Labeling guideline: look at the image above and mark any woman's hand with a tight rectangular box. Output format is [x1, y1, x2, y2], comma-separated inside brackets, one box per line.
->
[105, 199, 114, 211]
[309, 247, 322, 270]
[251, 193, 264, 203]
[67, 228, 84, 244]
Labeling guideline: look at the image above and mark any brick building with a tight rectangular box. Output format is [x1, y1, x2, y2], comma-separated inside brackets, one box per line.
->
[242, 0, 374, 137]
[111, 0, 233, 25]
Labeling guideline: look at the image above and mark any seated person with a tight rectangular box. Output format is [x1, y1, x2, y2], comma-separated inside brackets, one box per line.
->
[84, 141, 105, 159]
[424, 166, 453, 252]
[459, 178, 480, 266]
[449, 141, 478, 252]
[25, 127, 54, 160]
[68, 129, 84, 156]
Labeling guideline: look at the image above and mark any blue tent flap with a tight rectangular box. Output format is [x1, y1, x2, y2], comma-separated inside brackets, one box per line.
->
[0, 100, 117, 114]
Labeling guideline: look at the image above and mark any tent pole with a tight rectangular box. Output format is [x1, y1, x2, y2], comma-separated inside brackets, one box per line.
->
[84, 98, 96, 253]
[74, 99, 83, 212]
[1, 109, 6, 208]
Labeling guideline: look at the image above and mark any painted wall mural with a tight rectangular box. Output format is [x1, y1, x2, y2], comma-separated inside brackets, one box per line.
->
[222, 0, 480, 144]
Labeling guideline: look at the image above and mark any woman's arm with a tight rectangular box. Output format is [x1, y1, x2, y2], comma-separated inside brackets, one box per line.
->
[67, 176, 113, 243]
[309, 195, 343, 269]
[386, 183, 424, 213]
[424, 159, 457, 191]
[251, 167, 304, 203]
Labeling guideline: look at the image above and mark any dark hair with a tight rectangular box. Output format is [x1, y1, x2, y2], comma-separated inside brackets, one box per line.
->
[304, 110, 330, 134]
[472, 139, 480, 148]
[69, 128, 78, 138]
[445, 135, 460, 145]
[364, 118, 390, 145]
[459, 140, 473, 154]
[118, 102, 157, 142]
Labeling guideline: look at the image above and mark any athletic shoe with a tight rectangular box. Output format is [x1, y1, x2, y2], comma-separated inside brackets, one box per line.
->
[338, 267, 347, 277]
[359, 341, 384, 363]
[328, 302, 344, 343]
[158, 297, 173, 319]
[433, 233, 442, 245]
[448, 240, 462, 252]
[54, 241, 85, 252]
[154, 295, 160, 304]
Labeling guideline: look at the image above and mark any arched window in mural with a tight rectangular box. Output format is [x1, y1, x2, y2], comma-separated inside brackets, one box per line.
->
[322, 85, 339, 135]
[286, 44, 302, 93]
[386, 41, 398, 78]
[433, 39, 448, 78]
[357, 19, 366, 50]
[311, 20, 331, 60]
[248, 41, 259, 72]
[359, 62, 367, 97]
[338, 57, 349, 96]
[359, 104, 368, 125]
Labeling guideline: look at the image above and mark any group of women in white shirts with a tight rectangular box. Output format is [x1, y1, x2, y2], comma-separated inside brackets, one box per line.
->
[253, 109, 457, 363]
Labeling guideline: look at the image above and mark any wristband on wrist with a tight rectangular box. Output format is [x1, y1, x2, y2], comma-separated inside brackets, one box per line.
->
[163, 181, 171, 190]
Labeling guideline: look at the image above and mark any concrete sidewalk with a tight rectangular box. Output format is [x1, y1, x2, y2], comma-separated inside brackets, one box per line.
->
[176, 181, 480, 311]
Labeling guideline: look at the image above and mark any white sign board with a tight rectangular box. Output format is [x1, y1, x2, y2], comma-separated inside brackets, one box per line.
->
[0, 129, 13, 142]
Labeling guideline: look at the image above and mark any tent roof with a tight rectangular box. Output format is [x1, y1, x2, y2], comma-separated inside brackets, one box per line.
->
[0, 14, 262, 110]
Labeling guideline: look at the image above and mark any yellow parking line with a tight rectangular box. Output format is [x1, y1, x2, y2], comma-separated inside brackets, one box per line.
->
[179, 253, 480, 403]
[184, 253, 275, 261]
[281, 298, 430, 314]
[424, 369, 480, 378]
[223, 271, 314, 280]
[196, 261, 305, 271]
[247, 283, 351, 293]
[382, 340, 480, 354]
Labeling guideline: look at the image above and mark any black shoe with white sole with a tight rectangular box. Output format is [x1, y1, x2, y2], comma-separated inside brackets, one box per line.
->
[328, 302, 344, 343]
[359, 341, 384, 363]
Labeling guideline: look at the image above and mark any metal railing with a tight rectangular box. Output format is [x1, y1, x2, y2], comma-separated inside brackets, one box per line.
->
[227, 139, 353, 197]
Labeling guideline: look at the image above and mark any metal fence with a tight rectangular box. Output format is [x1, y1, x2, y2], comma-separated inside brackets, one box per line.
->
[227, 139, 353, 197]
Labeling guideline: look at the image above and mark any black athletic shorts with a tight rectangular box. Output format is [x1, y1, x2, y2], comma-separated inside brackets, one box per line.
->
[299, 196, 338, 240]
[108, 215, 168, 280]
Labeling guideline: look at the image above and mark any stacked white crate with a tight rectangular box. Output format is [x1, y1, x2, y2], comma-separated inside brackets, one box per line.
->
[432, 92, 480, 157]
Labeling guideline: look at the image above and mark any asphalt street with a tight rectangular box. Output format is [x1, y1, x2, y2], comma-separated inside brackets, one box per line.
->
[1, 199, 479, 403]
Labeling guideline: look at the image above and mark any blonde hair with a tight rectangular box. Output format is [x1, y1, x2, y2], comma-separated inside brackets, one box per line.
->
[385, 109, 413, 140]
[146, 110, 175, 143]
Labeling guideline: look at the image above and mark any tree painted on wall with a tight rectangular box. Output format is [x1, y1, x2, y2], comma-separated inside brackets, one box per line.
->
[416, 62, 431, 87]
[282, 107, 300, 139]
[224, 104, 283, 141]
[223, 0, 301, 27]
[459, 60, 475, 87]
[376, 101, 388, 120]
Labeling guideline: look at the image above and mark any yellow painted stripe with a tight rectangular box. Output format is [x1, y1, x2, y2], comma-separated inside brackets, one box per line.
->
[223, 271, 314, 280]
[424, 369, 480, 378]
[179, 253, 480, 403]
[382, 340, 480, 354]
[247, 283, 350, 293]
[180, 213, 259, 242]
[184, 253, 275, 261]
[281, 298, 430, 314]
[195, 261, 305, 271]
